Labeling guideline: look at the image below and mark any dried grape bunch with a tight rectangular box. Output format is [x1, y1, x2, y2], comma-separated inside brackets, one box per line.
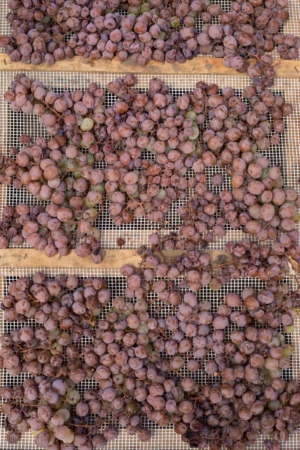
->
[3, 133, 104, 260]
[122, 241, 215, 295]
[148, 229, 300, 292]
[0, 327, 86, 378]
[3, 75, 294, 233]
[0, 377, 119, 448]
[208, 2, 300, 89]
[183, 378, 300, 450]
[0, 203, 75, 253]
[0, 153, 18, 186]
[192, 81, 293, 160]
[0, 274, 168, 447]
[190, 82, 294, 183]
[1, 272, 111, 324]
[151, 230, 207, 252]
[238, 279, 297, 333]
[0, 203, 102, 262]
[97, 76, 204, 224]
[221, 238, 300, 283]
[178, 152, 300, 245]
[180, 285, 300, 449]
[1, 272, 300, 450]
[90, 296, 203, 431]
[0, 204, 26, 249]
[0, 274, 111, 377]
[4, 74, 106, 140]
[0, 1, 299, 88]
[146, 281, 297, 372]
[3, 74, 202, 226]
[126, 233, 300, 293]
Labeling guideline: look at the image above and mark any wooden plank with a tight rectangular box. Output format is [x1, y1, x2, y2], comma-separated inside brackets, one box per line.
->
[0, 54, 300, 77]
[0, 248, 231, 269]
[98, 229, 247, 247]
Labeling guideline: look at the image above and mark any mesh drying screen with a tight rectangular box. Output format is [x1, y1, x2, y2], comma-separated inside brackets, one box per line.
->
[0, 269, 300, 450]
[0, 72, 300, 448]
[0, 0, 299, 59]
[0, 71, 299, 250]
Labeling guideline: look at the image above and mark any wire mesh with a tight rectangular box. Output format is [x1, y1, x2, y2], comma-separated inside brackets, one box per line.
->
[0, 0, 299, 59]
[0, 66, 299, 450]
[0, 269, 300, 450]
[0, 71, 299, 250]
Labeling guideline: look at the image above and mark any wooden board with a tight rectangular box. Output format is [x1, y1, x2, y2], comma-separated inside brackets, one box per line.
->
[1, 54, 300, 77]
[0, 249, 231, 269]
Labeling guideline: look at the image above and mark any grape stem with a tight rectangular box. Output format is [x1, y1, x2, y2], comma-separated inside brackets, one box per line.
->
[212, 259, 239, 269]
[41, 100, 63, 121]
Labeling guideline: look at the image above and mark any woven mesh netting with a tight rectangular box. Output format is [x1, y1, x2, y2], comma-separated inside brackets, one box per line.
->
[0, 71, 299, 250]
[0, 0, 299, 59]
[0, 268, 299, 450]
[0, 70, 300, 449]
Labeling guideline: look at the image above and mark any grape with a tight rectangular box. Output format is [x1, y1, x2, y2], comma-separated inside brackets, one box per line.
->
[205, 360, 218, 375]
[92, 435, 107, 448]
[225, 293, 241, 307]
[19, 327, 34, 342]
[54, 426, 75, 444]
[76, 402, 89, 417]
[103, 427, 119, 441]
[186, 360, 200, 372]
[24, 385, 38, 401]
[6, 431, 21, 444]
[213, 316, 229, 330]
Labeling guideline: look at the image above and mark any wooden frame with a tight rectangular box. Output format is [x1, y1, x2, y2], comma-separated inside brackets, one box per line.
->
[0, 54, 299, 270]
[0, 54, 300, 77]
[0, 249, 230, 269]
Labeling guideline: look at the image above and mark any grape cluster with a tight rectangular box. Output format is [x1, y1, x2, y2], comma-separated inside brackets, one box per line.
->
[0, 153, 18, 187]
[2, 75, 297, 251]
[1, 273, 300, 450]
[222, 238, 300, 282]
[122, 245, 212, 296]
[0, 274, 111, 376]
[178, 154, 300, 245]
[4, 74, 198, 228]
[0, 202, 103, 261]
[0, 274, 150, 448]
[123, 232, 300, 294]
[148, 283, 300, 449]
[0, 70, 300, 450]
[181, 286, 300, 449]
[0, 378, 120, 448]
[1, 1, 300, 88]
